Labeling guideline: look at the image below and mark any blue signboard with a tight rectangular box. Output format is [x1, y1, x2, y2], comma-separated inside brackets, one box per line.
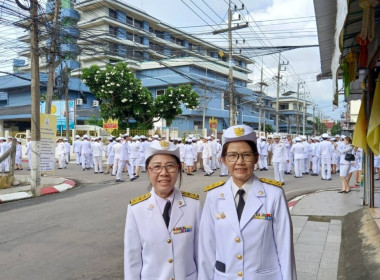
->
[40, 100, 75, 130]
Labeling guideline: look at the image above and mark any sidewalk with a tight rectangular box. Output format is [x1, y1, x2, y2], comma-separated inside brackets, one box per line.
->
[0, 174, 76, 203]
[290, 187, 380, 279]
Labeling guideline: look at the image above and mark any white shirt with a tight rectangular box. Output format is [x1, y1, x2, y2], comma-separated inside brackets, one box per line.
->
[231, 176, 253, 207]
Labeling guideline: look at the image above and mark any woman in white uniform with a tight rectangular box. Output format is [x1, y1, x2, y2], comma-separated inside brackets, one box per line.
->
[338, 136, 353, 193]
[347, 146, 363, 186]
[198, 124, 296, 280]
[184, 139, 195, 175]
[124, 140, 201, 280]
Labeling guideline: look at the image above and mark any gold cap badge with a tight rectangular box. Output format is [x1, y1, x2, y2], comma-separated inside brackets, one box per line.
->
[234, 127, 244, 137]
[159, 141, 169, 149]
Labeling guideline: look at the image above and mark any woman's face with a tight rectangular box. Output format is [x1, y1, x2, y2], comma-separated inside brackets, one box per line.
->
[147, 154, 179, 197]
[222, 141, 258, 186]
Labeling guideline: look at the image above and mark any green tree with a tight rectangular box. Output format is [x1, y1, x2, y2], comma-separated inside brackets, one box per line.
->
[331, 121, 342, 136]
[265, 125, 273, 133]
[81, 62, 199, 129]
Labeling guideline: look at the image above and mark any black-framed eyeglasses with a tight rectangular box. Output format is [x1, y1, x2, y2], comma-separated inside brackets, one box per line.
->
[148, 164, 179, 174]
[224, 152, 255, 162]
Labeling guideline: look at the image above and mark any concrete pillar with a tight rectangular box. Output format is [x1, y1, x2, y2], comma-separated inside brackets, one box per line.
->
[0, 120, 4, 136]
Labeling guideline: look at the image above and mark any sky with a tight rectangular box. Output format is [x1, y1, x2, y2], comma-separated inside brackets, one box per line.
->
[0, 0, 346, 121]
[127, 0, 345, 121]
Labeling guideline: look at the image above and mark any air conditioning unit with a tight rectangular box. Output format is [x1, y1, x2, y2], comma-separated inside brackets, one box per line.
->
[76, 98, 83, 105]
[92, 100, 99, 107]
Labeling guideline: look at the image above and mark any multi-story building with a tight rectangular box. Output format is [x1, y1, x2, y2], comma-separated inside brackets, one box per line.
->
[272, 96, 312, 134]
[4, 0, 276, 135]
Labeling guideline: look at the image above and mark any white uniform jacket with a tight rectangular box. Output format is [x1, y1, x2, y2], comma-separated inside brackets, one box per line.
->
[268, 142, 289, 163]
[198, 176, 296, 280]
[92, 142, 103, 157]
[73, 140, 81, 153]
[124, 188, 202, 280]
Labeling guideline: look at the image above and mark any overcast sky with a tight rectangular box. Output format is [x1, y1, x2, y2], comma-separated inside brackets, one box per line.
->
[0, 0, 345, 120]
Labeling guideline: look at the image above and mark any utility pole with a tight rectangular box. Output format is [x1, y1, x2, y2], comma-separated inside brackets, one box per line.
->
[213, 1, 248, 126]
[64, 66, 70, 140]
[275, 52, 281, 133]
[30, 0, 41, 196]
[303, 91, 307, 135]
[258, 66, 267, 132]
[275, 54, 288, 133]
[313, 104, 317, 135]
[46, 0, 61, 114]
[296, 81, 305, 135]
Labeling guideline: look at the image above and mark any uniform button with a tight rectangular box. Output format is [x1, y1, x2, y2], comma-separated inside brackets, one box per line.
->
[235, 237, 241, 243]
[237, 271, 243, 277]
[168, 258, 173, 263]
[237, 254, 242, 260]
[167, 239, 172, 243]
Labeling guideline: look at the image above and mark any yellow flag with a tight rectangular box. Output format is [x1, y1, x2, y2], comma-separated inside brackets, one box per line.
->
[352, 96, 367, 152]
[367, 77, 380, 156]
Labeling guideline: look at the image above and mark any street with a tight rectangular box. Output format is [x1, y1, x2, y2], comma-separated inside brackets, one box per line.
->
[0, 163, 343, 280]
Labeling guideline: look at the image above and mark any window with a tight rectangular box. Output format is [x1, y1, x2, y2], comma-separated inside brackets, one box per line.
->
[126, 32, 133, 41]
[134, 34, 143, 44]
[194, 120, 202, 127]
[109, 9, 117, 19]
[279, 103, 289, 110]
[126, 16, 133, 25]
[109, 26, 117, 36]
[156, 89, 165, 97]
[134, 19, 143, 29]
[109, 42, 118, 54]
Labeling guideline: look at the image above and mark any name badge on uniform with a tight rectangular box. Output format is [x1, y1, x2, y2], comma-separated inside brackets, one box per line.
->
[215, 212, 226, 219]
[173, 226, 192, 234]
[252, 213, 273, 220]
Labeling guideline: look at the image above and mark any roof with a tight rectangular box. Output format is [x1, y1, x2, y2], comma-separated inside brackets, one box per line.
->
[0, 73, 90, 92]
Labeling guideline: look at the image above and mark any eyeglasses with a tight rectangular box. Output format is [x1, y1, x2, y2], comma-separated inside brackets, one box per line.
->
[224, 152, 255, 162]
[148, 164, 179, 174]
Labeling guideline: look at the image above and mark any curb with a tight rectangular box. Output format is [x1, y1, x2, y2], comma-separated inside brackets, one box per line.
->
[0, 179, 76, 204]
[288, 194, 307, 212]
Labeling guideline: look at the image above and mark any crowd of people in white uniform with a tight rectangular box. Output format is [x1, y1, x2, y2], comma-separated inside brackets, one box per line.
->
[59, 131, 380, 188]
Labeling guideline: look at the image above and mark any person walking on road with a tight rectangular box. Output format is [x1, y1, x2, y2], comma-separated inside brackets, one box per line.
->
[92, 137, 103, 174]
[198, 124, 296, 280]
[338, 136, 354, 193]
[291, 137, 305, 178]
[80, 135, 92, 171]
[64, 138, 71, 164]
[25, 135, 32, 170]
[15, 139, 23, 170]
[202, 137, 213, 176]
[73, 135, 81, 165]
[319, 133, 333, 180]
[105, 137, 115, 174]
[269, 133, 289, 184]
[56, 137, 67, 169]
[258, 136, 269, 170]
[124, 140, 201, 280]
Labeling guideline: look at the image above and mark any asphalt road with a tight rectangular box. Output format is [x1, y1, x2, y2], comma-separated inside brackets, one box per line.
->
[0, 163, 343, 279]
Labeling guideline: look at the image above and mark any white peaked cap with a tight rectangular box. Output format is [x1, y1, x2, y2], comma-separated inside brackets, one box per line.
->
[222, 125, 257, 147]
[145, 140, 180, 162]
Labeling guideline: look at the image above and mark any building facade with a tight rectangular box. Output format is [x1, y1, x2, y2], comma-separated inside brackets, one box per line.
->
[7, 0, 276, 136]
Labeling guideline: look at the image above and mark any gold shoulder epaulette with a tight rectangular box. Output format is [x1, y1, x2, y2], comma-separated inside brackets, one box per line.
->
[130, 192, 151, 205]
[204, 180, 226, 192]
[181, 191, 199, 200]
[259, 177, 283, 188]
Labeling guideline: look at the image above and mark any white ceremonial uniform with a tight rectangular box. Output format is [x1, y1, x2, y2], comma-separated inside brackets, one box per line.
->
[56, 142, 66, 169]
[92, 141, 103, 173]
[211, 140, 218, 170]
[198, 176, 296, 280]
[117, 140, 134, 180]
[1, 141, 10, 172]
[73, 139, 82, 164]
[290, 142, 305, 178]
[338, 144, 353, 177]
[124, 188, 201, 280]
[269, 141, 289, 183]
[64, 141, 71, 163]
[112, 142, 122, 175]
[258, 141, 269, 169]
[319, 140, 333, 180]
[202, 141, 213, 174]
[0, 142, 4, 172]
[284, 139, 293, 173]
[179, 142, 185, 163]
[15, 144, 22, 165]
[311, 142, 321, 175]
[302, 141, 311, 173]
[80, 140, 92, 170]
[26, 140, 32, 170]
[106, 141, 115, 165]
[349, 148, 363, 173]
[184, 144, 195, 167]
[129, 141, 139, 171]
[197, 140, 204, 169]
